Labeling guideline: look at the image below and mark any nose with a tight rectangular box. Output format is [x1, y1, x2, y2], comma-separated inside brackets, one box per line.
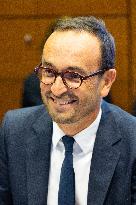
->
[50, 76, 68, 97]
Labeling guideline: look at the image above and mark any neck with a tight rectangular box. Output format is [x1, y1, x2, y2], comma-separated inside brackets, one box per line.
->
[58, 108, 100, 136]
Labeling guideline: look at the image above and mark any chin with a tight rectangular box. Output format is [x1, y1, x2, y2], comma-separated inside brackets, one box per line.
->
[50, 113, 77, 124]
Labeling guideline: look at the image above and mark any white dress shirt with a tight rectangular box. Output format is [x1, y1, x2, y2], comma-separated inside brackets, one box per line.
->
[47, 109, 102, 205]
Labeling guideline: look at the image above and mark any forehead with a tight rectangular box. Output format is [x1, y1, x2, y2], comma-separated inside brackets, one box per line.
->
[42, 30, 101, 71]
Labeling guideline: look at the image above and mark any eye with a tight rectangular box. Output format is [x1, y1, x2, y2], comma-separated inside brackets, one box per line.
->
[64, 72, 80, 79]
[42, 68, 55, 77]
[64, 72, 81, 83]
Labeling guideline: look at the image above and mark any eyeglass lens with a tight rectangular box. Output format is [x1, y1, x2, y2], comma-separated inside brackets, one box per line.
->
[39, 68, 81, 88]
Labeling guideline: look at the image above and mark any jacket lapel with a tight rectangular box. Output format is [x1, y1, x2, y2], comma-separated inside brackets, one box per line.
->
[26, 110, 53, 205]
[87, 102, 122, 205]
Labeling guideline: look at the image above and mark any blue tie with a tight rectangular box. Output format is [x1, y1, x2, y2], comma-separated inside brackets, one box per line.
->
[58, 135, 75, 205]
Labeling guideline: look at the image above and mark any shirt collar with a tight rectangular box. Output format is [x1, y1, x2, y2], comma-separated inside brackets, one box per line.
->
[52, 108, 102, 154]
[74, 108, 102, 154]
[52, 122, 65, 149]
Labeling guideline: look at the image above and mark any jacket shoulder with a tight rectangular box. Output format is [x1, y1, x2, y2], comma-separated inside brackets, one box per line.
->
[102, 101, 136, 135]
[1, 105, 50, 131]
[102, 101, 136, 120]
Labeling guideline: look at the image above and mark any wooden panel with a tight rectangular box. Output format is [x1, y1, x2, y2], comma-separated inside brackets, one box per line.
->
[104, 18, 129, 111]
[130, 0, 136, 106]
[0, 0, 127, 16]
[110, 80, 129, 110]
[105, 18, 128, 80]
[0, 80, 23, 121]
[0, 18, 55, 80]
[37, 0, 127, 16]
[0, 0, 36, 16]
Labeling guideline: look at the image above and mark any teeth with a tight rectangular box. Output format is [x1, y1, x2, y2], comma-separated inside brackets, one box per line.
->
[53, 99, 72, 105]
[60, 102, 70, 105]
[51, 97, 76, 105]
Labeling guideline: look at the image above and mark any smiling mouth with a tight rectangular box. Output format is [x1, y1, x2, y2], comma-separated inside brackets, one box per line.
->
[50, 97, 77, 105]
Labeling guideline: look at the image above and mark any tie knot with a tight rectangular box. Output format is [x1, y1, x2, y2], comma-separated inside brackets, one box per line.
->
[62, 135, 75, 153]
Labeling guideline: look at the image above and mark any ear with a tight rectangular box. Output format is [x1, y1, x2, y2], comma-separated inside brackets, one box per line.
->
[100, 69, 116, 98]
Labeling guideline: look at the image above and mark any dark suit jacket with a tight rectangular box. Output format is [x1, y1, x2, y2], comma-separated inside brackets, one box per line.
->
[0, 101, 136, 205]
[22, 73, 43, 107]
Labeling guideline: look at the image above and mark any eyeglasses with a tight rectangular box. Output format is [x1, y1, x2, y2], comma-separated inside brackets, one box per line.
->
[34, 63, 109, 89]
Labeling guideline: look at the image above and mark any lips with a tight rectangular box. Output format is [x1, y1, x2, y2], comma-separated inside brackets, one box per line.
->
[51, 97, 77, 105]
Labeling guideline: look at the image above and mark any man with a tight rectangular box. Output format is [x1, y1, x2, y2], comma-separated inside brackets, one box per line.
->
[0, 16, 136, 205]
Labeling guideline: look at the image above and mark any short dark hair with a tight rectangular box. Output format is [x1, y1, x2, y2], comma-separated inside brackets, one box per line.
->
[52, 16, 115, 70]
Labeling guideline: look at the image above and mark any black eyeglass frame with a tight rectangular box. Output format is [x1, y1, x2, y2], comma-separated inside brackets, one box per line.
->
[34, 62, 110, 89]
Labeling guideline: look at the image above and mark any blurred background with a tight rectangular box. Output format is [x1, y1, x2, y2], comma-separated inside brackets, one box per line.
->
[0, 0, 136, 121]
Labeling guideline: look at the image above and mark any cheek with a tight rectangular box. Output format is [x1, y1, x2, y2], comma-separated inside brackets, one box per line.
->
[40, 82, 45, 90]
[82, 79, 97, 92]
[40, 83, 50, 93]
[81, 79, 101, 98]
[73, 85, 90, 101]
[89, 77, 101, 89]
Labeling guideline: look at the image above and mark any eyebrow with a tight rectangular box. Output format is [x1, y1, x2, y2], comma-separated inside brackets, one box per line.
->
[42, 59, 87, 75]
[42, 60, 54, 67]
[65, 66, 87, 75]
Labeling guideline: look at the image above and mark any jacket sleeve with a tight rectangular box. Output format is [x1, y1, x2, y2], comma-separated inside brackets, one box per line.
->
[132, 161, 136, 204]
[0, 116, 13, 205]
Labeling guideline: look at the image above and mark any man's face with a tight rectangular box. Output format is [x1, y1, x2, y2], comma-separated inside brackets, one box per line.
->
[41, 30, 104, 124]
